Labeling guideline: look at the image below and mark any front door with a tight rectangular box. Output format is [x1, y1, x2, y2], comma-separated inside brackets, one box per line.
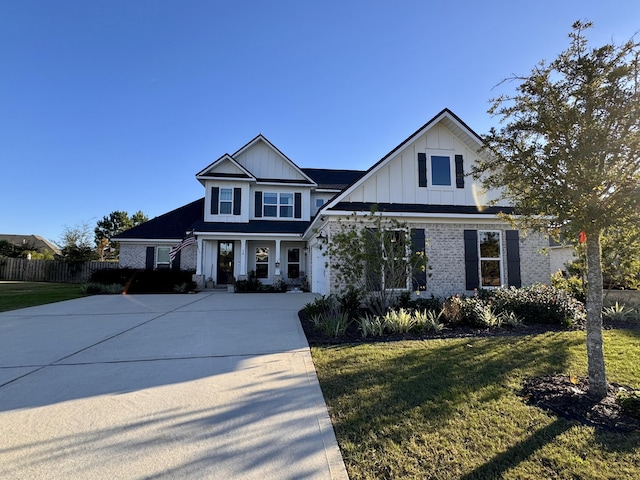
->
[217, 241, 234, 284]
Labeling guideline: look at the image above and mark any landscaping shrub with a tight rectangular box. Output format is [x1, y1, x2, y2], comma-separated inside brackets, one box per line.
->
[357, 313, 386, 338]
[617, 390, 640, 420]
[551, 270, 586, 302]
[126, 270, 196, 293]
[303, 295, 340, 319]
[312, 311, 351, 337]
[338, 287, 362, 318]
[80, 282, 123, 294]
[482, 284, 586, 326]
[603, 301, 635, 321]
[90, 268, 196, 293]
[382, 308, 416, 334]
[90, 268, 138, 286]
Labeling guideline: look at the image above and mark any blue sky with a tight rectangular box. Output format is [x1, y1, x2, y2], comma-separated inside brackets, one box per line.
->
[1, 1, 638, 244]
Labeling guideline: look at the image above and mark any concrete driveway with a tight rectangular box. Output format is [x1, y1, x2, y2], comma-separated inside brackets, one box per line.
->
[0, 292, 348, 479]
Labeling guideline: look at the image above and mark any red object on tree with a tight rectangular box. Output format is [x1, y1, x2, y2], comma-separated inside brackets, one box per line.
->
[579, 231, 587, 243]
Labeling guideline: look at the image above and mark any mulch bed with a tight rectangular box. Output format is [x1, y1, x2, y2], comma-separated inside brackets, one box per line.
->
[300, 310, 640, 432]
[520, 375, 640, 433]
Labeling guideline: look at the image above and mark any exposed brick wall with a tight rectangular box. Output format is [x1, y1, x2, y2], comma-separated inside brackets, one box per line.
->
[119, 244, 147, 269]
[322, 220, 550, 298]
[119, 243, 197, 270]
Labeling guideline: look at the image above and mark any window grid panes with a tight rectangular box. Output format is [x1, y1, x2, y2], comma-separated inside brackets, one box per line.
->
[255, 247, 269, 278]
[431, 155, 451, 186]
[263, 192, 294, 218]
[287, 248, 300, 279]
[219, 188, 233, 215]
[157, 246, 171, 269]
[479, 231, 502, 287]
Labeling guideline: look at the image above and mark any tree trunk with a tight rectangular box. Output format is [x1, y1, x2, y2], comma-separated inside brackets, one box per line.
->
[585, 232, 608, 400]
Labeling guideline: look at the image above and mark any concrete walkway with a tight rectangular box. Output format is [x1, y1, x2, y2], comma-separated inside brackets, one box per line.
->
[0, 292, 348, 479]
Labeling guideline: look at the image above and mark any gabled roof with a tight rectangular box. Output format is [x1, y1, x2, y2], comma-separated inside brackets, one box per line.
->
[322, 108, 485, 211]
[0, 234, 60, 255]
[195, 154, 256, 184]
[114, 199, 204, 240]
[301, 168, 366, 190]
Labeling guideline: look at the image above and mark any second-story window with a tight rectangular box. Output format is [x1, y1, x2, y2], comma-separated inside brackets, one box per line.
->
[219, 188, 233, 214]
[255, 191, 301, 219]
[263, 192, 293, 218]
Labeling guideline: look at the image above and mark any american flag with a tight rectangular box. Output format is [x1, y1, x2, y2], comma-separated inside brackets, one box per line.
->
[170, 234, 197, 263]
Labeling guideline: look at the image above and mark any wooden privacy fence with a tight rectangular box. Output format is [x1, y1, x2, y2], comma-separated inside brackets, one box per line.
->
[0, 257, 119, 284]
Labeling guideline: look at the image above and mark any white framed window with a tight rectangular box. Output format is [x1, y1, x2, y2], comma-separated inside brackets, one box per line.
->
[219, 188, 233, 215]
[255, 247, 269, 278]
[431, 155, 452, 186]
[287, 248, 300, 279]
[263, 192, 294, 218]
[479, 231, 503, 287]
[381, 229, 410, 290]
[157, 246, 171, 269]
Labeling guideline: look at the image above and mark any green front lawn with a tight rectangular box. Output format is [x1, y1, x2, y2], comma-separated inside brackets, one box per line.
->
[312, 330, 640, 479]
[0, 281, 86, 312]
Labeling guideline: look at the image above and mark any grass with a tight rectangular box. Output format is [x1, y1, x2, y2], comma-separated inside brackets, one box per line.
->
[0, 281, 86, 312]
[312, 329, 640, 479]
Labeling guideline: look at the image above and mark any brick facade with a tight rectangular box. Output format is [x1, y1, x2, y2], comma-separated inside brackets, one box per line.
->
[119, 244, 197, 271]
[323, 219, 550, 298]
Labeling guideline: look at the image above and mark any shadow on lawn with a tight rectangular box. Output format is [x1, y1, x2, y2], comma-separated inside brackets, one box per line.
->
[459, 418, 572, 480]
[318, 333, 580, 432]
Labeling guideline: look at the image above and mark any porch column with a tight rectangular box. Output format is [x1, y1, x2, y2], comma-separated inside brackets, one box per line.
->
[193, 237, 206, 290]
[196, 238, 204, 275]
[239, 238, 247, 280]
[274, 239, 282, 278]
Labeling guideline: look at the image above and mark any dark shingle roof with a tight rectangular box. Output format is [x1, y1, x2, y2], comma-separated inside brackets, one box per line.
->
[301, 168, 365, 190]
[114, 199, 204, 240]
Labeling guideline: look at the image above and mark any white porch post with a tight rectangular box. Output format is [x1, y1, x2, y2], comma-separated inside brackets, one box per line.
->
[240, 238, 247, 280]
[193, 237, 206, 289]
[196, 238, 204, 275]
[274, 239, 282, 278]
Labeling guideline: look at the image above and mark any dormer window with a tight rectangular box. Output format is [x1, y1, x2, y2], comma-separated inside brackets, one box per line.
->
[211, 187, 241, 216]
[219, 188, 233, 214]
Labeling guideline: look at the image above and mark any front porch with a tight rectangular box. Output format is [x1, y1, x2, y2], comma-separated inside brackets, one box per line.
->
[195, 237, 308, 289]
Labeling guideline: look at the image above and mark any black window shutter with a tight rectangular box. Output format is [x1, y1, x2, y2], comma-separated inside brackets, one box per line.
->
[211, 187, 219, 215]
[254, 191, 262, 218]
[411, 228, 427, 291]
[171, 250, 181, 272]
[418, 152, 427, 187]
[233, 187, 242, 215]
[455, 155, 465, 189]
[145, 246, 155, 271]
[294, 192, 302, 218]
[464, 230, 479, 290]
[506, 230, 522, 288]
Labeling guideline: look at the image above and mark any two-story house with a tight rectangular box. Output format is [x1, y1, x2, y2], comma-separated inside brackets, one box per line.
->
[115, 109, 550, 296]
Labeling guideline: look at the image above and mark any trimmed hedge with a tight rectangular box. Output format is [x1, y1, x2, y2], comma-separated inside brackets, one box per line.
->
[90, 268, 196, 293]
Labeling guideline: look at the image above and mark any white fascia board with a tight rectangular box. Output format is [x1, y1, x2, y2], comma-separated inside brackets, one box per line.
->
[323, 210, 511, 222]
[193, 231, 304, 239]
[314, 188, 342, 193]
[195, 155, 257, 182]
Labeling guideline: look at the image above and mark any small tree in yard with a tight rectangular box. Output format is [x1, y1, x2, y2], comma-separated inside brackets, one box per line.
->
[475, 21, 640, 399]
[324, 207, 428, 316]
[94, 210, 148, 261]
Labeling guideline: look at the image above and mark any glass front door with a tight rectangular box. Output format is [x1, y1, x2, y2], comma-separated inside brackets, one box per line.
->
[217, 241, 234, 284]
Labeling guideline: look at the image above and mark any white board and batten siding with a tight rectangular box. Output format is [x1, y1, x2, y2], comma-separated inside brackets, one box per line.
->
[344, 123, 502, 207]
[235, 141, 308, 182]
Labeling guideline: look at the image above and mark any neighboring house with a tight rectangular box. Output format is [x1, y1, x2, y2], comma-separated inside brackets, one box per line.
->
[115, 109, 550, 297]
[0, 234, 61, 256]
